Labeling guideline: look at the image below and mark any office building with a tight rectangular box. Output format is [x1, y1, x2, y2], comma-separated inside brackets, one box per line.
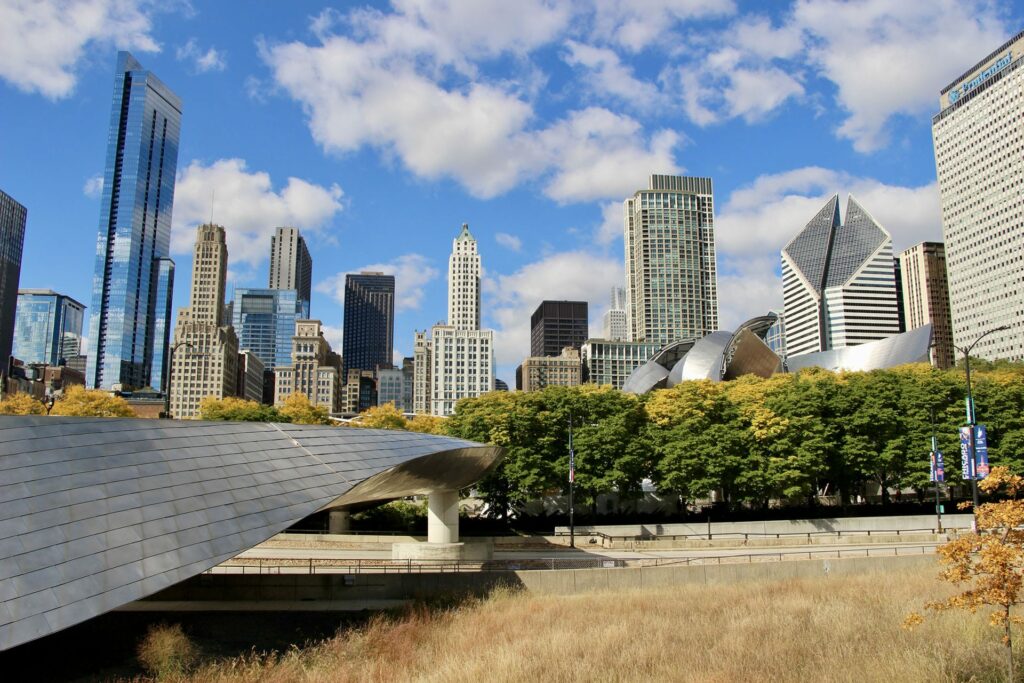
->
[624, 175, 718, 346]
[893, 258, 907, 333]
[401, 356, 415, 412]
[377, 367, 404, 409]
[342, 368, 377, 414]
[236, 350, 265, 403]
[168, 224, 238, 418]
[231, 288, 309, 370]
[274, 320, 341, 411]
[13, 290, 85, 366]
[899, 242, 955, 368]
[933, 31, 1024, 360]
[781, 195, 901, 357]
[448, 223, 481, 331]
[342, 272, 395, 377]
[603, 286, 628, 341]
[87, 52, 179, 392]
[494, 378, 509, 392]
[0, 190, 27, 379]
[765, 309, 787, 358]
[412, 330, 431, 414]
[530, 300, 588, 357]
[269, 227, 312, 307]
[580, 338, 661, 389]
[520, 347, 582, 392]
[429, 325, 494, 416]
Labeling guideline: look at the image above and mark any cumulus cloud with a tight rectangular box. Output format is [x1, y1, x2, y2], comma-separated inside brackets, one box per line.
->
[176, 38, 226, 73]
[595, 201, 623, 245]
[494, 232, 522, 252]
[587, 0, 737, 52]
[172, 158, 344, 266]
[562, 40, 663, 110]
[0, 0, 159, 99]
[83, 174, 104, 198]
[316, 253, 440, 313]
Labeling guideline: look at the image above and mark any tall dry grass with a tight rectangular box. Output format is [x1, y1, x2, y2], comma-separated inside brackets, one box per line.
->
[156, 571, 1014, 682]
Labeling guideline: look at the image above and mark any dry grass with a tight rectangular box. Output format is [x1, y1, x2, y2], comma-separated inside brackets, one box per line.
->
[153, 572, 1015, 682]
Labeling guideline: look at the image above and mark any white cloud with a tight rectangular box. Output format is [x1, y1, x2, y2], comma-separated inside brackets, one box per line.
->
[176, 38, 226, 73]
[172, 158, 344, 266]
[595, 201, 623, 245]
[494, 232, 522, 252]
[587, 0, 737, 52]
[316, 253, 439, 313]
[485, 250, 623, 368]
[562, 40, 663, 110]
[0, 0, 159, 99]
[321, 324, 344, 353]
[717, 255, 784, 330]
[83, 174, 104, 198]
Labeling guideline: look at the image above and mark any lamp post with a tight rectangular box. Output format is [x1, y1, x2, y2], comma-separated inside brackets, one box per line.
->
[164, 341, 193, 419]
[956, 325, 1010, 531]
[568, 413, 575, 549]
[929, 407, 942, 533]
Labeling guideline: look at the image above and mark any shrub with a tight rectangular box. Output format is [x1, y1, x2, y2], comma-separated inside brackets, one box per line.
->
[137, 623, 198, 679]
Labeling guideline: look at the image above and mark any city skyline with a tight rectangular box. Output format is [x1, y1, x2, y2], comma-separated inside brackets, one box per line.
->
[3, 2, 1024, 384]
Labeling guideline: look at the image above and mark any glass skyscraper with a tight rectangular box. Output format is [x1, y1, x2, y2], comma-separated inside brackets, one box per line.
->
[13, 290, 85, 366]
[0, 189, 27, 378]
[342, 272, 395, 376]
[231, 288, 309, 370]
[86, 52, 180, 391]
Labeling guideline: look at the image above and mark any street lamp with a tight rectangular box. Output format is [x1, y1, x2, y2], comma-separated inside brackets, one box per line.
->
[568, 413, 575, 548]
[164, 341, 193, 419]
[955, 324, 1010, 531]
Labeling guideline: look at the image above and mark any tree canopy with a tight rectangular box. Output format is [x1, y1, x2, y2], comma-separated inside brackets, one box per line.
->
[49, 385, 135, 418]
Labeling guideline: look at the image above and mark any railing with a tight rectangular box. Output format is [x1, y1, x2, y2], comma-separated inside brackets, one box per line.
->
[557, 528, 952, 542]
[207, 544, 938, 576]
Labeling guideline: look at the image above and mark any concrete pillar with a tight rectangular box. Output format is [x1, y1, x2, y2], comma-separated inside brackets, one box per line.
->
[328, 510, 350, 534]
[427, 490, 459, 544]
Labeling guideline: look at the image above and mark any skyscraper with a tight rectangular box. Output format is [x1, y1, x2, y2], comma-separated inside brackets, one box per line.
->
[624, 175, 718, 346]
[342, 272, 395, 376]
[87, 52, 180, 392]
[168, 224, 238, 418]
[274, 320, 341, 411]
[269, 226, 312, 309]
[448, 223, 481, 331]
[13, 290, 85, 366]
[900, 242, 955, 369]
[933, 31, 1024, 360]
[781, 195, 901, 357]
[231, 288, 308, 369]
[603, 286, 628, 341]
[530, 300, 588, 357]
[0, 190, 27, 378]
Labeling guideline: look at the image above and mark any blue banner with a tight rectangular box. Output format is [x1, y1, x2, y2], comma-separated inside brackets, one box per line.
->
[975, 425, 989, 479]
[930, 450, 945, 483]
[960, 426, 973, 480]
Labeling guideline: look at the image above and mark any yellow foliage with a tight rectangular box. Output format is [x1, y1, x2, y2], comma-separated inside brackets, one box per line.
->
[359, 403, 408, 430]
[50, 385, 135, 417]
[407, 414, 447, 435]
[278, 392, 332, 425]
[645, 380, 722, 427]
[0, 392, 47, 415]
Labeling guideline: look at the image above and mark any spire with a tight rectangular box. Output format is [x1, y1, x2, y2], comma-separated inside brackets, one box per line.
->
[455, 222, 475, 241]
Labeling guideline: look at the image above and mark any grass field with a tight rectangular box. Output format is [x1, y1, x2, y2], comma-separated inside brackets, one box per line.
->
[137, 570, 1018, 682]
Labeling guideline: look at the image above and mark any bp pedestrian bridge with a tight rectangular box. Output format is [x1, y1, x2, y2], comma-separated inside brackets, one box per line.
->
[0, 416, 501, 651]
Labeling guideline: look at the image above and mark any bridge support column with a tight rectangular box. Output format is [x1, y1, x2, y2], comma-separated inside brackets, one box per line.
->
[393, 491, 491, 560]
[427, 490, 459, 544]
[328, 510, 350, 534]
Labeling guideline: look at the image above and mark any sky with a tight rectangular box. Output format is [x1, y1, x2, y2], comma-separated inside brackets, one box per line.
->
[2, 0, 1022, 386]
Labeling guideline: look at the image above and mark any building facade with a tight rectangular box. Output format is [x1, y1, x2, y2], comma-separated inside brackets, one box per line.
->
[933, 31, 1024, 361]
[765, 309, 787, 358]
[624, 175, 718, 346]
[603, 286, 628, 341]
[429, 325, 494, 416]
[781, 195, 901, 358]
[412, 330, 432, 415]
[401, 356, 414, 412]
[87, 52, 180, 392]
[231, 288, 308, 370]
[168, 224, 239, 418]
[530, 300, 588, 357]
[448, 223, 481, 331]
[13, 290, 85, 366]
[236, 350, 265, 403]
[0, 190, 27, 380]
[269, 226, 312, 308]
[342, 272, 395, 377]
[520, 347, 582, 392]
[580, 338, 661, 390]
[377, 367, 404, 409]
[899, 242, 956, 369]
[274, 320, 341, 412]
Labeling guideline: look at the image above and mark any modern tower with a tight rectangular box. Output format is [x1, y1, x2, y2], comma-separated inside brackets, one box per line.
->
[168, 224, 238, 418]
[231, 288, 309, 370]
[269, 226, 312, 309]
[899, 242, 955, 369]
[0, 190, 27, 379]
[86, 52, 180, 392]
[603, 286, 628, 341]
[342, 272, 395, 376]
[13, 290, 86, 366]
[448, 223, 481, 331]
[624, 175, 718, 346]
[781, 195, 901, 357]
[530, 300, 588, 357]
[933, 31, 1024, 361]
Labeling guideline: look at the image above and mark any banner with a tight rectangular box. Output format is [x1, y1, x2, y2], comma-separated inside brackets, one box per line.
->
[930, 450, 945, 483]
[975, 425, 990, 479]
[960, 426, 973, 480]
[568, 448, 575, 484]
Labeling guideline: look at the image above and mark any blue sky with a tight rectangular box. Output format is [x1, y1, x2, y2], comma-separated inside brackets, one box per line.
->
[2, 0, 1021, 385]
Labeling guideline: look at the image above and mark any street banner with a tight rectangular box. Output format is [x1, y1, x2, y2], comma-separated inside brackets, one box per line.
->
[975, 425, 990, 479]
[930, 450, 945, 483]
[960, 426, 973, 480]
[569, 449, 575, 484]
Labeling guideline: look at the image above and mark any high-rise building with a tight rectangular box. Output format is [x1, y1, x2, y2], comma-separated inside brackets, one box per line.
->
[580, 338, 660, 390]
[168, 224, 239, 418]
[520, 347, 582, 392]
[900, 242, 955, 369]
[530, 300, 588, 357]
[274, 320, 341, 411]
[400, 356, 415, 412]
[603, 286, 628, 341]
[377, 367, 404, 409]
[933, 31, 1024, 360]
[0, 191, 28, 378]
[87, 52, 180, 392]
[624, 175, 718, 346]
[342, 272, 395, 377]
[13, 290, 86, 366]
[269, 227, 312, 308]
[412, 330, 431, 415]
[494, 379, 509, 392]
[429, 325, 493, 416]
[342, 368, 377, 414]
[765, 309, 787, 359]
[781, 195, 901, 358]
[448, 223, 481, 331]
[231, 288, 309, 370]
[236, 350, 265, 403]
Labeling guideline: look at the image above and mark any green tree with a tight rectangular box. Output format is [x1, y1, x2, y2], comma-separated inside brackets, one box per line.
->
[199, 396, 284, 422]
[407, 414, 448, 435]
[0, 392, 47, 415]
[51, 385, 135, 417]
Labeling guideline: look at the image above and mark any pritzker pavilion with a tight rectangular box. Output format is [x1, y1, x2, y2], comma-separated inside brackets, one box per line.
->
[0, 416, 501, 650]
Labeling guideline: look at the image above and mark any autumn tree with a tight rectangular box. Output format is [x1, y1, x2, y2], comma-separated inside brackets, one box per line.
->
[199, 396, 284, 422]
[407, 414, 447, 435]
[50, 385, 135, 417]
[277, 392, 332, 425]
[358, 402, 408, 430]
[0, 392, 48, 415]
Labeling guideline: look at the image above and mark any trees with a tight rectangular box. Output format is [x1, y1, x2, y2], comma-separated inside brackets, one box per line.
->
[0, 393, 47, 415]
[50, 385, 135, 417]
[277, 393, 332, 425]
[359, 403, 408, 430]
[199, 396, 284, 422]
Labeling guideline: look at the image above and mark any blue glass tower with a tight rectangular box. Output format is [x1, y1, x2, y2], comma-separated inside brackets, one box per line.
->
[86, 52, 181, 391]
[0, 190, 27, 378]
[231, 288, 309, 370]
[13, 290, 86, 365]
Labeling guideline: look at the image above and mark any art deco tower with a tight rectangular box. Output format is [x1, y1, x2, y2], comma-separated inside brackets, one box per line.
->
[448, 223, 481, 331]
[269, 226, 312, 310]
[86, 52, 180, 391]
